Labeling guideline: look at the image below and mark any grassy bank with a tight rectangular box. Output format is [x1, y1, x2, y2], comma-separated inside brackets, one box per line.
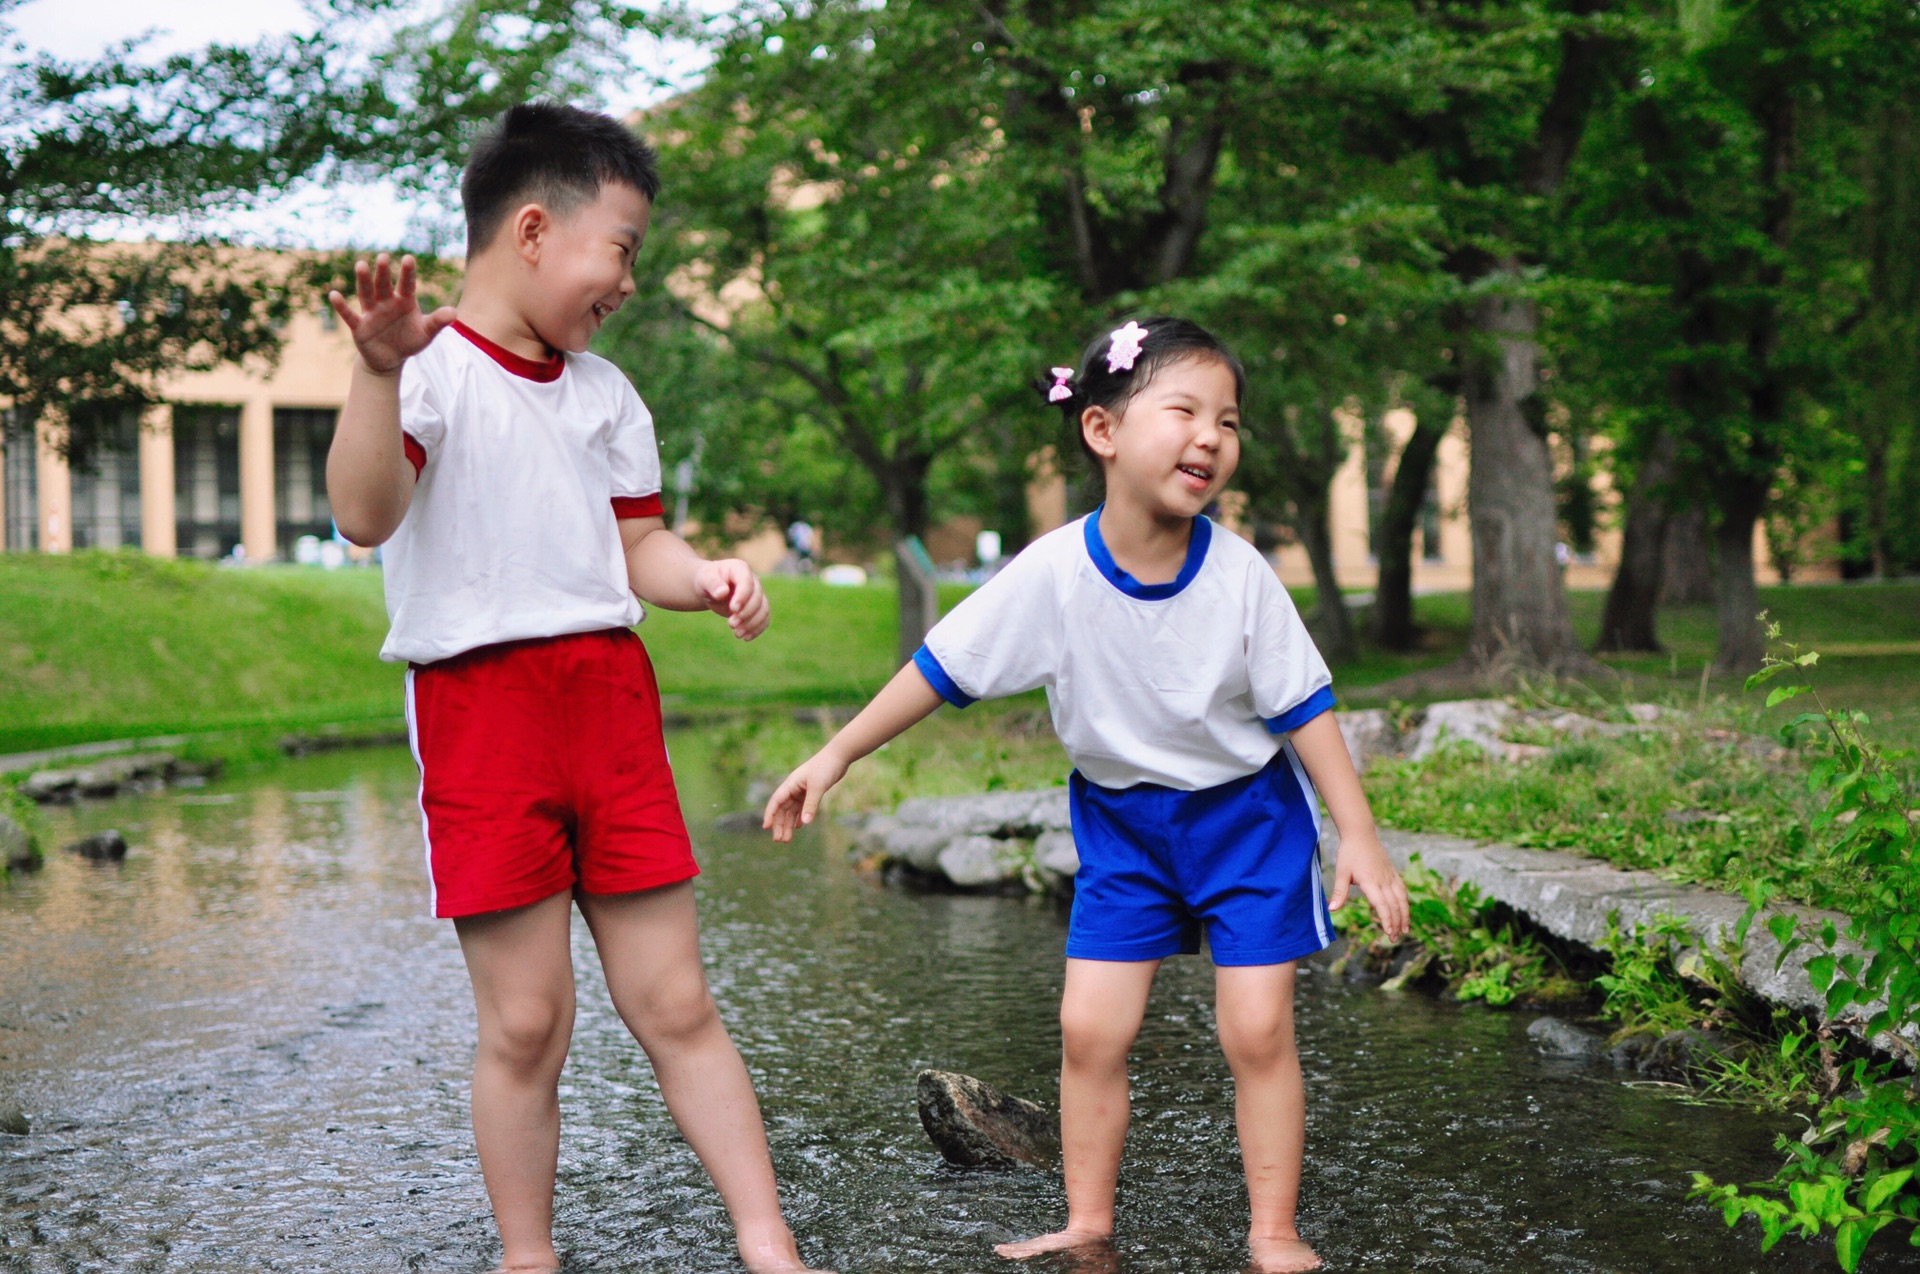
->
[4, 550, 1916, 756]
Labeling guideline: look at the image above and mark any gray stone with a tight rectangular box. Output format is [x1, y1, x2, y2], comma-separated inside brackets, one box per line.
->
[883, 825, 958, 874]
[916, 1070, 1058, 1170]
[1635, 1029, 1748, 1081]
[1339, 823, 1915, 1056]
[893, 788, 1071, 835]
[64, 830, 129, 861]
[0, 1102, 26, 1137]
[711, 810, 765, 834]
[1527, 1016, 1609, 1059]
[1625, 703, 1666, 724]
[937, 835, 1024, 888]
[0, 813, 37, 870]
[1335, 709, 1400, 773]
[1409, 700, 1512, 761]
[1033, 830, 1080, 879]
[22, 752, 178, 803]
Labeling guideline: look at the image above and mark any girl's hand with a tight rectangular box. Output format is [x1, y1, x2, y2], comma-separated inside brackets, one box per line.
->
[763, 751, 850, 842]
[693, 558, 769, 640]
[327, 253, 457, 375]
[1328, 830, 1410, 942]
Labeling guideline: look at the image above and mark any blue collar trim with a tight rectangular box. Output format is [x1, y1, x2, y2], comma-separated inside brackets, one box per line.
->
[1083, 506, 1212, 601]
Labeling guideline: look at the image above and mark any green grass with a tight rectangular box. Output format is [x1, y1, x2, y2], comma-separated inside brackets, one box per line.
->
[4, 550, 1916, 758]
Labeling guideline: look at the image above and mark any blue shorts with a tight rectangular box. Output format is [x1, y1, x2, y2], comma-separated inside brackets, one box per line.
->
[1065, 746, 1335, 967]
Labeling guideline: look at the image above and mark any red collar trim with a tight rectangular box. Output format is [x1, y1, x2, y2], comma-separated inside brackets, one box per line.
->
[452, 320, 565, 383]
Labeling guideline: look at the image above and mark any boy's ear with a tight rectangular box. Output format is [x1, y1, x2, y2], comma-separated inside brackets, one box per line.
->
[509, 201, 552, 265]
[1080, 405, 1119, 460]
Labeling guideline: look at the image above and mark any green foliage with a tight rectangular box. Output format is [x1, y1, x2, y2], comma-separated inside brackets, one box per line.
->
[1690, 624, 1920, 1270]
[1335, 856, 1581, 1007]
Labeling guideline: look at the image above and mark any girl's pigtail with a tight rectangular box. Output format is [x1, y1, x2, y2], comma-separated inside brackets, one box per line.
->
[1035, 365, 1081, 423]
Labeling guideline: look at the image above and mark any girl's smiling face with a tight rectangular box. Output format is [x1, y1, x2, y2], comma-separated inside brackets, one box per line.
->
[1081, 354, 1242, 519]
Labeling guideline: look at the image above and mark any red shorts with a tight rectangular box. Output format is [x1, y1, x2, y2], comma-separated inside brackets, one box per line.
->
[403, 628, 696, 919]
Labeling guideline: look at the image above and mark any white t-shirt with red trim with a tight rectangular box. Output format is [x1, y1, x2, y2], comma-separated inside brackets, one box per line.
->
[378, 321, 665, 665]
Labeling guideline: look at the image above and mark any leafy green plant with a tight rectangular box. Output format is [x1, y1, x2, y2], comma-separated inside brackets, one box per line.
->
[1691, 623, 1920, 1271]
[1336, 856, 1582, 1006]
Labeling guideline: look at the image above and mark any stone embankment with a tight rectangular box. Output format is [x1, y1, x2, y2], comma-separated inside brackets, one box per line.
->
[11, 752, 217, 805]
[842, 701, 1884, 1054]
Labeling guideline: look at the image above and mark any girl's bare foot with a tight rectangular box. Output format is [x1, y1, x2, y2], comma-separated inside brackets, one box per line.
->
[994, 1227, 1113, 1261]
[738, 1228, 836, 1274]
[1247, 1235, 1323, 1272]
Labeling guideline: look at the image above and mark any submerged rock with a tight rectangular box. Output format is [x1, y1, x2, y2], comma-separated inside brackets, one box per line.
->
[1527, 1016, 1609, 1059]
[916, 1070, 1059, 1170]
[0, 1102, 26, 1136]
[936, 835, 1025, 888]
[1, 813, 38, 871]
[65, 830, 129, 861]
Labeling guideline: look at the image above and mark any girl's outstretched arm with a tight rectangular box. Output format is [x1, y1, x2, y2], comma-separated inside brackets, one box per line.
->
[1287, 711, 1411, 942]
[762, 663, 945, 841]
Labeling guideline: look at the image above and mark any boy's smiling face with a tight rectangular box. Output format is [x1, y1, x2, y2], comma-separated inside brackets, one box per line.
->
[517, 180, 652, 354]
[1085, 355, 1242, 520]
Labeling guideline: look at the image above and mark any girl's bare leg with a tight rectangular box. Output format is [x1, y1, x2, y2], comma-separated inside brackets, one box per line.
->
[995, 958, 1159, 1261]
[1215, 962, 1321, 1273]
[454, 890, 578, 1272]
[579, 883, 831, 1274]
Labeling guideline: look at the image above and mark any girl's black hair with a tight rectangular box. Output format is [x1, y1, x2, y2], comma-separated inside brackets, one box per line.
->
[1036, 316, 1246, 465]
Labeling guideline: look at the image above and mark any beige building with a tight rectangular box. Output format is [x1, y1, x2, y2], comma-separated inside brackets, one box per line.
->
[0, 246, 1799, 590]
[3, 298, 356, 561]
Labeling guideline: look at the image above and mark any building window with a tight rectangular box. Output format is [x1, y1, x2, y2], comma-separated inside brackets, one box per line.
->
[174, 405, 242, 559]
[274, 408, 337, 549]
[3, 413, 35, 551]
[69, 409, 143, 551]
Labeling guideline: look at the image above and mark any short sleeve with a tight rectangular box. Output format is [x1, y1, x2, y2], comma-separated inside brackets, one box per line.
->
[916, 542, 1062, 708]
[608, 378, 663, 504]
[1245, 563, 1335, 733]
[398, 358, 447, 476]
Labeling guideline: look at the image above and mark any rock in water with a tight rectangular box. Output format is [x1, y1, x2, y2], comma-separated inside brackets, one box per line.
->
[65, 830, 129, 861]
[0, 1102, 25, 1136]
[1527, 1016, 1609, 1059]
[916, 1070, 1059, 1170]
[0, 813, 37, 871]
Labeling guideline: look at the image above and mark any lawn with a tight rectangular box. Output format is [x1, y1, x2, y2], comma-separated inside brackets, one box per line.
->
[2, 550, 1914, 757]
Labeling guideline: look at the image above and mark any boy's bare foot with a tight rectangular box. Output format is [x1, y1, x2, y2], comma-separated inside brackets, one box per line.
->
[738, 1229, 836, 1274]
[1246, 1235, 1323, 1272]
[993, 1228, 1113, 1261]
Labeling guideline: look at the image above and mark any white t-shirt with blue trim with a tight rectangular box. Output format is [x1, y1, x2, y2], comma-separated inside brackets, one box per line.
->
[914, 508, 1335, 791]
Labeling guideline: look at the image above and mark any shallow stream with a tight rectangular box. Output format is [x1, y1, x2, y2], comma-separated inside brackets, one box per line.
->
[2, 739, 1912, 1272]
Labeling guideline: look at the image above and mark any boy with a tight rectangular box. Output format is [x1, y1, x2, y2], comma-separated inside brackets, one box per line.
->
[327, 103, 827, 1274]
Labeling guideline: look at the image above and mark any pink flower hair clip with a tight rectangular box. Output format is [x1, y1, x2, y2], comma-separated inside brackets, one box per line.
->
[1106, 320, 1149, 373]
[1046, 367, 1076, 403]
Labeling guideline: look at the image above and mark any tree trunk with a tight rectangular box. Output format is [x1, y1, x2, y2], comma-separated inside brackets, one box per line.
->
[1294, 491, 1356, 664]
[1372, 411, 1447, 650]
[1461, 287, 1582, 671]
[1661, 507, 1716, 604]
[1712, 476, 1769, 675]
[883, 453, 936, 666]
[1595, 430, 1677, 652]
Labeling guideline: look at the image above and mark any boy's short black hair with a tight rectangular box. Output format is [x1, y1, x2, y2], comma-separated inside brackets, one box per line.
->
[461, 102, 662, 253]
[1038, 316, 1247, 466]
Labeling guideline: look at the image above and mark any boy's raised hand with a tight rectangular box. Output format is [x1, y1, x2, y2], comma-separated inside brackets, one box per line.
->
[762, 751, 849, 842]
[694, 558, 770, 640]
[328, 253, 458, 375]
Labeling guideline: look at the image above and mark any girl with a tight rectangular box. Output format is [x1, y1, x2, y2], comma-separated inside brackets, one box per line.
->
[763, 317, 1409, 1273]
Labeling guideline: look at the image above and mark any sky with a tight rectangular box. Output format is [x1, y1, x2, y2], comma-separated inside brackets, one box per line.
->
[7, 0, 694, 250]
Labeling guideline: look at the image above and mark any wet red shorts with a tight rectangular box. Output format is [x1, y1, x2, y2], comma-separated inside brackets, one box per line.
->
[403, 628, 696, 919]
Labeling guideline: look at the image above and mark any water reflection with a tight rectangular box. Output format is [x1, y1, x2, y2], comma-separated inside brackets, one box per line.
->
[0, 742, 1908, 1271]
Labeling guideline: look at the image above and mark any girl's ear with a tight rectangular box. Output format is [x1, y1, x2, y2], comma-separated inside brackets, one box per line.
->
[1081, 405, 1120, 460]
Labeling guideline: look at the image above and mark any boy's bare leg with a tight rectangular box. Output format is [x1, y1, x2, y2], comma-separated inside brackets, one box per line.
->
[995, 958, 1158, 1261]
[579, 883, 831, 1274]
[1216, 963, 1321, 1273]
[454, 890, 579, 1272]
